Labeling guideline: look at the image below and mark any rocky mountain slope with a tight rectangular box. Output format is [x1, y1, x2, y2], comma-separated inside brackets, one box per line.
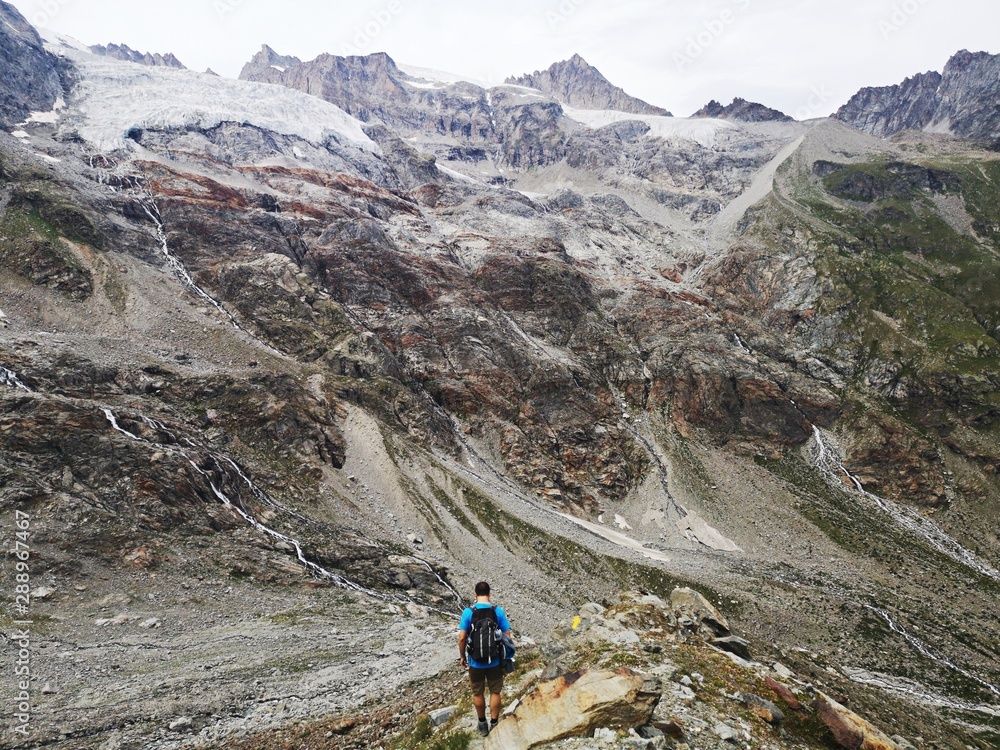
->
[835, 50, 1000, 142]
[1, 8, 999, 749]
[505, 54, 671, 116]
[0, 0, 65, 128]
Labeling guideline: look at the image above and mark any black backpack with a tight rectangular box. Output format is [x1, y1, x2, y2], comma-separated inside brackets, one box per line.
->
[467, 605, 502, 663]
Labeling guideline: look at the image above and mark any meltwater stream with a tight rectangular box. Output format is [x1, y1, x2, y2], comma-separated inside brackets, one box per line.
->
[768, 570, 1000, 714]
[809, 426, 999, 582]
[1, 366, 32, 392]
[88, 155, 282, 357]
[100, 406, 462, 609]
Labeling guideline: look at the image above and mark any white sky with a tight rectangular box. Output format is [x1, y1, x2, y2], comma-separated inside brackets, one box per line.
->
[11, 0, 1000, 118]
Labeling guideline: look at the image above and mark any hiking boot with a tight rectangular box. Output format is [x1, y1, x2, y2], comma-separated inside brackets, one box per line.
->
[477, 719, 490, 736]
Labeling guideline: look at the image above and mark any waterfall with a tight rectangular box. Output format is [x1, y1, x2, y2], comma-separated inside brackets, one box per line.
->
[1, 366, 32, 392]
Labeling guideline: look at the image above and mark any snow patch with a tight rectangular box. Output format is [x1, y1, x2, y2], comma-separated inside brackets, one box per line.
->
[558, 513, 671, 563]
[401, 78, 444, 90]
[26, 111, 60, 125]
[397, 63, 490, 88]
[37, 28, 90, 51]
[436, 163, 483, 185]
[561, 106, 735, 147]
[52, 48, 377, 153]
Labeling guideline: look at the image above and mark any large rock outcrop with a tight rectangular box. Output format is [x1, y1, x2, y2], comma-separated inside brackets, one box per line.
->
[484, 669, 660, 750]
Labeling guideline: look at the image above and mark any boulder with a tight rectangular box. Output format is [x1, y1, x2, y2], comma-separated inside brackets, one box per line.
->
[815, 693, 900, 750]
[742, 693, 784, 724]
[168, 716, 193, 732]
[713, 722, 739, 742]
[484, 669, 660, 750]
[765, 676, 802, 711]
[428, 705, 456, 726]
[712, 636, 752, 660]
[669, 588, 730, 637]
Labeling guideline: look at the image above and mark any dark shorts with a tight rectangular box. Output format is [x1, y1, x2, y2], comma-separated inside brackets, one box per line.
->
[469, 665, 504, 696]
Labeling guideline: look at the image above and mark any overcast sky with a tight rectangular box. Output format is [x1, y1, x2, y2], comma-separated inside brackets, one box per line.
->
[11, 0, 999, 117]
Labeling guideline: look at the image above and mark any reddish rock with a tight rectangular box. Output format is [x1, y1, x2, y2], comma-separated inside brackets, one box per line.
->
[765, 676, 802, 711]
[815, 693, 899, 750]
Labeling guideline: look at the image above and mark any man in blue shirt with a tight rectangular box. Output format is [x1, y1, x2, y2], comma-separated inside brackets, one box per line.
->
[458, 581, 512, 736]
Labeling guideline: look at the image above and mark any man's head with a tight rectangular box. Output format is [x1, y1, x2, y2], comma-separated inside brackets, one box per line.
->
[475, 581, 490, 598]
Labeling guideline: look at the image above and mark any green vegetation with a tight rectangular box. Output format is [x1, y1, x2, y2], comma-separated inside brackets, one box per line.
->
[0, 206, 94, 299]
[761, 152, 1000, 511]
[425, 475, 484, 541]
[391, 712, 472, 750]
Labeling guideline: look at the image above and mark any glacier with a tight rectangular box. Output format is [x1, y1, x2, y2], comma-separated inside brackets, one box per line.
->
[44, 43, 377, 154]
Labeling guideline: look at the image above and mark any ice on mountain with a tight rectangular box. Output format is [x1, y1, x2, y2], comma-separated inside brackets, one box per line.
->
[47, 46, 377, 154]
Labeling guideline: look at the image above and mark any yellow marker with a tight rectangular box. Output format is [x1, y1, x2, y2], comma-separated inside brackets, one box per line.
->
[572, 616, 581, 630]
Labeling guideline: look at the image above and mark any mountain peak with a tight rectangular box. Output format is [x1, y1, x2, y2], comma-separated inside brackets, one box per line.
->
[836, 48, 1000, 141]
[506, 55, 671, 116]
[240, 45, 304, 80]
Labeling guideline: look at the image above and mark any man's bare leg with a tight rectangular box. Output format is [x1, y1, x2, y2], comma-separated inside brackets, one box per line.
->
[473, 693, 487, 720]
[490, 691, 501, 721]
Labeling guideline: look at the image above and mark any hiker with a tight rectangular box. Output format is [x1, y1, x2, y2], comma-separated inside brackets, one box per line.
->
[458, 581, 512, 737]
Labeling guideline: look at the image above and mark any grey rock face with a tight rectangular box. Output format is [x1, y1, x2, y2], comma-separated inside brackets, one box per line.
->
[89, 42, 186, 68]
[0, 0, 64, 128]
[506, 53, 671, 115]
[835, 49, 1000, 141]
[692, 97, 791, 122]
[240, 47, 489, 132]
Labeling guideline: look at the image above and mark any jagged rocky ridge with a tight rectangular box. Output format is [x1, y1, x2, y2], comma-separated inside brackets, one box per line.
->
[2, 10, 1000, 749]
[692, 97, 791, 122]
[89, 42, 185, 69]
[835, 49, 1000, 142]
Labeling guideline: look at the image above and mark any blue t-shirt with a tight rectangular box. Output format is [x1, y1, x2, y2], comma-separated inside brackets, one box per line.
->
[459, 603, 511, 669]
